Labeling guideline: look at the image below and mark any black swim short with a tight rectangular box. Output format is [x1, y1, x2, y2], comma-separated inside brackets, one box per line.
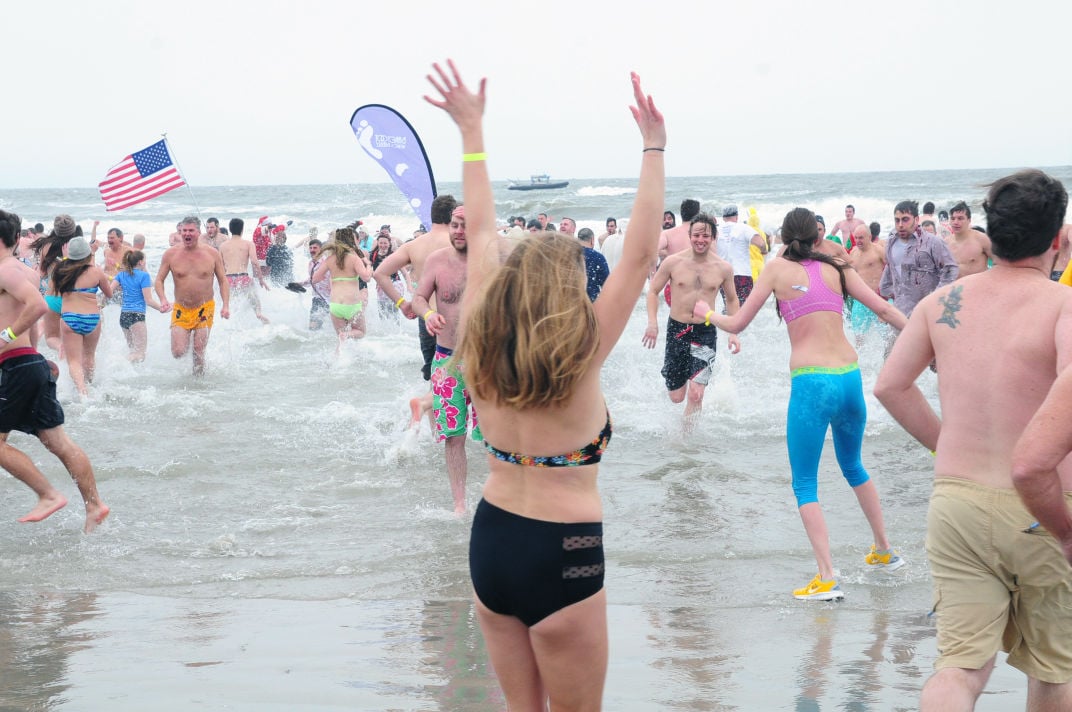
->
[418, 316, 436, 381]
[469, 498, 604, 627]
[119, 311, 145, 330]
[0, 353, 65, 435]
[662, 317, 718, 392]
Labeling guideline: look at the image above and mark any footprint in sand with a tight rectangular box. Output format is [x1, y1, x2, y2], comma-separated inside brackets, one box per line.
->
[356, 120, 383, 159]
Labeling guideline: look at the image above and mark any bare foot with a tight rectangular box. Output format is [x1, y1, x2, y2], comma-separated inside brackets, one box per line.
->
[453, 503, 467, 517]
[256, 313, 270, 324]
[18, 493, 68, 523]
[84, 502, 110, 534]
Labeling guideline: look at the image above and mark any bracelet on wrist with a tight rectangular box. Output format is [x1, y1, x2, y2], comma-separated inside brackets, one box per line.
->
[643, 147, 665, 153]
[704, 310, 714, 327]
[423, 310, 436, 321]
[0, 327, 15, 343]
[462, 152, 487, 162]
[395, 297, 405, 308]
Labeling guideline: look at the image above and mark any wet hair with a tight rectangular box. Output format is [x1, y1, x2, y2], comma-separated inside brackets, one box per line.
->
[430, 194, 458, 225]
[206, 217, 219, 226]
[180, 215, 201, 229]
[0, 210, 20, 248]
[922, 201, 935, 214]
[663, 210, 676, 226]
[31, 227, 77, 275]
[606, 217, 617, 227]
[894, 200, 919, 217]
[869, 221, 881, 239]
[107, 227, 123, 239]
[846, 204, 855, 211]
[52, 252, 95, 295]
[122, 250, 145, 275]
[459, 232, 597, 409]
[690, 212, 718, 239]
[983, 169, 1068, 261]
[229, 217, 244, 236]
[680, 199, 701, 223]
[322, 226, 362, 269]
[949, 201, 971, 219]
[776, 207, 847, 321]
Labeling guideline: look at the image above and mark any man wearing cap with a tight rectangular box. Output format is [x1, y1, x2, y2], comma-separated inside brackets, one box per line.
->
[154, 216, 231, 376]
[716, 204, 768, 303]
[0, 210, 109, 534]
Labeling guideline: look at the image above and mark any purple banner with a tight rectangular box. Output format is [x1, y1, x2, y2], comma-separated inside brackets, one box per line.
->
[349, 104, 437, 228]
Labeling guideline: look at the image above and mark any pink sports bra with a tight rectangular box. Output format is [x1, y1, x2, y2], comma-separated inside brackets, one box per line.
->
[777, 259, 844, 324]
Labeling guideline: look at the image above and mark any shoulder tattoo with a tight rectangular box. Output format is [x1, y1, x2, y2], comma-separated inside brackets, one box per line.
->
[936, 284, 963, 329]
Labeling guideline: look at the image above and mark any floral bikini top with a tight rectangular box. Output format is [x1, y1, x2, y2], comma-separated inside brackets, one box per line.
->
[484, 411, 613, 467]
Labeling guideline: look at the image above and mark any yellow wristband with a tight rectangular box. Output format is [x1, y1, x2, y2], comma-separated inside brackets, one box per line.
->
[462, 152, 487, 162]
[0, 327, 14, 343]
[704, 310, 714, 327]
[423, 310, 435, 320]
[395, 297, 405, 308]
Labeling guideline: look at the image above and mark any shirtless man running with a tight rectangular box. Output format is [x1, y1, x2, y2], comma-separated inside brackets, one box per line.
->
[373, 194, 457, 382]
[848, 222, 887, 338]
[410, 205, 480, 514]
[945, 201, 993, 278]
[218, 217, 269, 323]
[154, 216, 231, 375]
[0, 209, 109, 533]
[644, 212, 741, 428]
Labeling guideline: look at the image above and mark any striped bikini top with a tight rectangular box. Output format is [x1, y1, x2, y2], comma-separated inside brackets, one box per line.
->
[484, 412, 612, 467]
[777, 259, 844, 324]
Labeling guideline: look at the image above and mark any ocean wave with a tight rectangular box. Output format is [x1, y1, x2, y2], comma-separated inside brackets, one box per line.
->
[576, 186, 637, 197]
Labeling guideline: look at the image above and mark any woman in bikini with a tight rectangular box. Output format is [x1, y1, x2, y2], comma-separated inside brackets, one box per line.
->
[695, 207, 908, 601]
[310, 227, 373, 346]
[32, 215, 82, 355]
[52, 236, 113, 396]
[425, 60, 664, 711]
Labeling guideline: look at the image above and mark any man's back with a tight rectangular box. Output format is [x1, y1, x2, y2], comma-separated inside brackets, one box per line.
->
[403, 226, 451, 283]
[219, 237, 255, 274]
[912, 268, 1072, 488]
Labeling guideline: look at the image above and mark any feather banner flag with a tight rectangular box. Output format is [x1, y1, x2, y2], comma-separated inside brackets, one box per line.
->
[349, 105, 437, 228]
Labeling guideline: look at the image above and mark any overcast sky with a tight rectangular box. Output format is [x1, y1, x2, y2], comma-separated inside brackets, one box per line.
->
[5, 0, 1070, 189]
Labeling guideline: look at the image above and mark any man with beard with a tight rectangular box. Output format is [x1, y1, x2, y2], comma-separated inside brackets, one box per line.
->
[411, 205, 482, 515]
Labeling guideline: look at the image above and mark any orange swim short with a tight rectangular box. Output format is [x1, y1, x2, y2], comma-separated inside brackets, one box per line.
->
[171, 300, 215, 331]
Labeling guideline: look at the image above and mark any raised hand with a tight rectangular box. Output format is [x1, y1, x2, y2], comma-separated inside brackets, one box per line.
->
[629, 72, 665, 150]
[423, 59, 487, 133]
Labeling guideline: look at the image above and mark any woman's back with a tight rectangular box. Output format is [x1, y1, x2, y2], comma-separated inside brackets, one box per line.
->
[769, 258, 857, 370]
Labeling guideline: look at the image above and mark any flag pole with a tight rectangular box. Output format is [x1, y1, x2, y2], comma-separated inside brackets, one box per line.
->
[162, 132, 203, 222]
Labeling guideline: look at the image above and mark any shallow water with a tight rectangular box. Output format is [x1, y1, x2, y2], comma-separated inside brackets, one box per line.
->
[0, 290, 1029, 710]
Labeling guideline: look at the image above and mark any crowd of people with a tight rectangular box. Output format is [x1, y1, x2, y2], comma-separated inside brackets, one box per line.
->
[3, 59, 1072, 712]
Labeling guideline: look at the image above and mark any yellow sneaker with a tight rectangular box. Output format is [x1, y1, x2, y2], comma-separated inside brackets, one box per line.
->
[793, 574, 844, 601]
[865, 545, 906, 571]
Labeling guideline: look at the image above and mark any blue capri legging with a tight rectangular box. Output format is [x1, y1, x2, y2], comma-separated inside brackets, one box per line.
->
[786, 363, 870, 506]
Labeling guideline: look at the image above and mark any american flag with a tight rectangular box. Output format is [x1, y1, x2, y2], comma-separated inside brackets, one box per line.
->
[98, 140, 186, 211]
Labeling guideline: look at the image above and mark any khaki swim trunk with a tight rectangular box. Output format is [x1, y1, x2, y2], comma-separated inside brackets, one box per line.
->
[927, 477, 1072, 683]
